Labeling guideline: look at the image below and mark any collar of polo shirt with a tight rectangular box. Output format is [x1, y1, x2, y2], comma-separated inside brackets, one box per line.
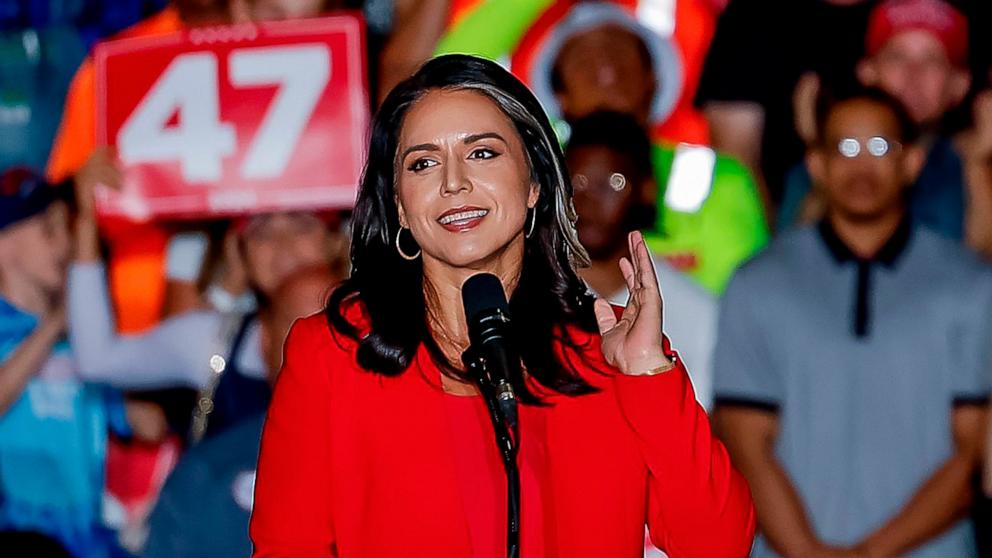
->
[817, 218, 913, 338]
[817, 217, 912, 268]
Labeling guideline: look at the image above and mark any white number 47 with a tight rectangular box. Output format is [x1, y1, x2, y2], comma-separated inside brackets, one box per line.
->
[118, 44, 330, 183]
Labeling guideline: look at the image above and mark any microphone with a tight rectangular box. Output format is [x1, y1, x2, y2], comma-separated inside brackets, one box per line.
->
[461, 273, 519, 430]
[461, 273, 522, 558]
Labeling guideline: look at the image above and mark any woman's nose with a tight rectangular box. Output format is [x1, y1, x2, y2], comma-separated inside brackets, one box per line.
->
[441, 158, 472, 196]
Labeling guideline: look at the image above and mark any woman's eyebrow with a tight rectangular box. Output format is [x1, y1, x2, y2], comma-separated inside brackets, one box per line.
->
[401, 143, 441, 160]
[463, 132, 506, 145]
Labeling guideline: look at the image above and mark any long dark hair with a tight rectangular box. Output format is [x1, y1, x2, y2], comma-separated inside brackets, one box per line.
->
[326, 54, 601, 402]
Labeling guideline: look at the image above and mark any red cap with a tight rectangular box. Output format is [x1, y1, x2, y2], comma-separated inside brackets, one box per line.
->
[866, 0, 968, 66]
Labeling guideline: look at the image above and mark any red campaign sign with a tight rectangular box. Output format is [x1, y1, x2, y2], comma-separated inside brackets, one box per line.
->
[95, 15, 369, 220]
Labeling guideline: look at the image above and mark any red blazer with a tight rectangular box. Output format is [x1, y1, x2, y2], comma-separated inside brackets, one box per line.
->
[250, 310, 755, 557]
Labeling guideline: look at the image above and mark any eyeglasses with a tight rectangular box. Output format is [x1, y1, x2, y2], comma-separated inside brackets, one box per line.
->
[572, 172, 628, 193]
[835, 136, 901, 159]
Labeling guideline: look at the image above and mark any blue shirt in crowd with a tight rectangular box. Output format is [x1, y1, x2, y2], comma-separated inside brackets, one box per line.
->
[0, 297, 128, 558]
[144, 413, 265, 558]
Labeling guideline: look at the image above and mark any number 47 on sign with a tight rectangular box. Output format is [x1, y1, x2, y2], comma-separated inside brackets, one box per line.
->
[96, 16, 369, 220]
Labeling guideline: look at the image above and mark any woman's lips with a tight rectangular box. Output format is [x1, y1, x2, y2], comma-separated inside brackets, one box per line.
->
[437, 207, 489, 232]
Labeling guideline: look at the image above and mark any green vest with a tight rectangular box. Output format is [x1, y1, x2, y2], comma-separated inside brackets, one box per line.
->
[644, 144, 768, 294]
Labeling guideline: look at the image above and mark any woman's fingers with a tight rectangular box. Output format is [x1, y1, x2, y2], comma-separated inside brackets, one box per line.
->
[593, 298, 618, 336]
[626, 232, 642, 290]
[633, 231, 661, 303]
[625, 232, 663, 337]
[620, 256, 638, 294]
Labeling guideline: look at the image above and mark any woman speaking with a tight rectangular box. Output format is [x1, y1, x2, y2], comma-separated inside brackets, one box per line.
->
[249, 54, 755, 557]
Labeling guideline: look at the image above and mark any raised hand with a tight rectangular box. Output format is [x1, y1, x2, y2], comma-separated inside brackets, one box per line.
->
[73, 147, 123, 262]
[74, 146, 123, 221]
[593, 231, 673, 376]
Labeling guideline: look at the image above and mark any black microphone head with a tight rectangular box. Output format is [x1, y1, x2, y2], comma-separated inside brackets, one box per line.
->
[461, 273, 509, 324]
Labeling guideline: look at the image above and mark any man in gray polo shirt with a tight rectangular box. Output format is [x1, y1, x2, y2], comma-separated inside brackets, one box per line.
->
[714, 87, 992, 558]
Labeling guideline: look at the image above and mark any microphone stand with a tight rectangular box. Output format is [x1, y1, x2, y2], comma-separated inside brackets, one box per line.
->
[463, 345, 520, 558]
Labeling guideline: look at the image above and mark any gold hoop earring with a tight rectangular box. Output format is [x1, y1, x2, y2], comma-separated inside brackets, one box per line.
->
[525, 208, 537, 239]
[395, 227, 421, 260]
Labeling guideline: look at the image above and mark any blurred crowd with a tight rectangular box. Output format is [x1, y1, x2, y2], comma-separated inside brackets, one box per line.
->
[1, 0, 992, 556]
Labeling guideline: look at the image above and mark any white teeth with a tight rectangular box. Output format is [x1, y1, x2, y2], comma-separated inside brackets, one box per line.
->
[438, 209, 488, 225]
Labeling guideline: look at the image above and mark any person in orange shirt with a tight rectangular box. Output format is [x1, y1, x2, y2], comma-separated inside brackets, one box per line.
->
[48, 0, 346, 333]
[47, 1, 231, 334]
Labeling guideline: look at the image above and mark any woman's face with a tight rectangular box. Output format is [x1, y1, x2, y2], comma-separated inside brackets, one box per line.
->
[395, 89, 539, 271]
[241, 212, 331, 296]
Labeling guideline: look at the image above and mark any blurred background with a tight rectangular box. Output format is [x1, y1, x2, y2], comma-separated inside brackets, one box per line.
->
[0, 0, 990, 556]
